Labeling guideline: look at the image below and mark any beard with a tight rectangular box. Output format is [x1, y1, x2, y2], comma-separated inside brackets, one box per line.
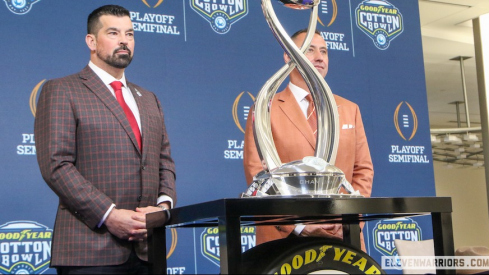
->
[97, 45, 133, 69]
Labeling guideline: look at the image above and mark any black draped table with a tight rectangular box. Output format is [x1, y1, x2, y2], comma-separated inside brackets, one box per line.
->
[146, 196, 454, 274]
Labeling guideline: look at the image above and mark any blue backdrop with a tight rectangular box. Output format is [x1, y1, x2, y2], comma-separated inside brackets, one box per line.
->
[0, 0, 436, 274]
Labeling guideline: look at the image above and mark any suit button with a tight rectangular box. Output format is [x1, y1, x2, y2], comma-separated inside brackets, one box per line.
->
[137, 195, 142, 202]
[141, 166, 146, 170]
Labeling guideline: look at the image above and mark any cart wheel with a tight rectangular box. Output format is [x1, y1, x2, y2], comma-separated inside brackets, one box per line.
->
[240, 237, 384, 274]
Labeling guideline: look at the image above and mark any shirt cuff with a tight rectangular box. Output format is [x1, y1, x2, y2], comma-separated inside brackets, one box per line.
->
[98, 203, 116, 228]
[293, 224, 305, 236]
[157, 195, 173, 208]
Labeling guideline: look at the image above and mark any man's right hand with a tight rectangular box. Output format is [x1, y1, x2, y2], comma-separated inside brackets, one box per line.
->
[105, 208, 147, 241]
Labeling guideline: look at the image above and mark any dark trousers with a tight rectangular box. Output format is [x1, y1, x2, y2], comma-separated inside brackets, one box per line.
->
[56, 250, 150, 275]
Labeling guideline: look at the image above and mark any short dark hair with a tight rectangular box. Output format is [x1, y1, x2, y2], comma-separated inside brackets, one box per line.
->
[87, 5, 130, 35]
[291, 28, 321, 41]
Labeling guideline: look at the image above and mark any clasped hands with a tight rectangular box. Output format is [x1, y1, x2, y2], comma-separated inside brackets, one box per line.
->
[299, 224, 343, 239]
[105, 205, 167, 242]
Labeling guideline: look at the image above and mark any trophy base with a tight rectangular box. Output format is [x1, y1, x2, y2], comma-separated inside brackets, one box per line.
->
[241, 193, 363, 198]
[242, 157, 360, 198]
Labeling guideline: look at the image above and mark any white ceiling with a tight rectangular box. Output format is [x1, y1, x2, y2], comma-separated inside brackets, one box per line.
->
[420, 0, 489, 128]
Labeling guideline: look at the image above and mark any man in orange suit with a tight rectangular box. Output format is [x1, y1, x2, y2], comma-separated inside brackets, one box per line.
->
[35, 5, 175, 274]
[243, 29, 373, 251]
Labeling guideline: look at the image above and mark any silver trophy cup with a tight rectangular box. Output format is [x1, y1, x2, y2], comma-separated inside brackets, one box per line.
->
[242, 0, 358, 198]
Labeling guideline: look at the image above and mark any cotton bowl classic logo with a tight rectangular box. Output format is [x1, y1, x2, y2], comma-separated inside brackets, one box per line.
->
[200, 227, 255, 266]
[190, 0, 248, 34]
[0, 221, 52, 274]
[373, 218, 422, 256]
[3, 0, 40, 14]
[355, 0, 403, 50]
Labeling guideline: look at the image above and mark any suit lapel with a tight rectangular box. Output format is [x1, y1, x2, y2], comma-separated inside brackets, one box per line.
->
[79, 66, 142, 156]
[276, 87, 316, 149]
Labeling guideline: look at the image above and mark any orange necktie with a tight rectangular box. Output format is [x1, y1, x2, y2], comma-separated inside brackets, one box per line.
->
[110, 81, 142, 151]
[305, 93, 317, 138]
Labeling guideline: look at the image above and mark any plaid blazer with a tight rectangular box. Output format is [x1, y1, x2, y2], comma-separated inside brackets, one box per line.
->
[35, 66, 176, 266]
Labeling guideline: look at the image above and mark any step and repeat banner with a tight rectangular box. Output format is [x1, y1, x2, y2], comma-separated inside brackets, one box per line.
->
[0, 0, 435, 274]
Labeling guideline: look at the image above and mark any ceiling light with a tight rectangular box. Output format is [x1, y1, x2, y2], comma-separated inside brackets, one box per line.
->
[457, 154, 467, 159]
[444, 135, 462, 144]
[455, 147, 465, 153]
[431, 135, 441, 144]
[463, 134, 479, 142]
[471, 143, 482, 149]
[419, 0, 471, 8]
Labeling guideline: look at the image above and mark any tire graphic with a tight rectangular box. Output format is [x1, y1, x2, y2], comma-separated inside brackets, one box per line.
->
[241, 237, 384, 274]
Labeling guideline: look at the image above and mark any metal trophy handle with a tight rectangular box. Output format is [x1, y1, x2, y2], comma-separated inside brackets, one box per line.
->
[243, 0, 358, 198]
[253, 0, 339, 172]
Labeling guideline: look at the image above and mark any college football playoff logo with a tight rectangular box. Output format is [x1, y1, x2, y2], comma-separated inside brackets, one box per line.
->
[141, 0, 164, 8]
[394, 101, 418, 141]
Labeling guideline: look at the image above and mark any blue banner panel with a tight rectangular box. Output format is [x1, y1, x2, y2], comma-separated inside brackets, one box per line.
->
[0, 0, 435, 273]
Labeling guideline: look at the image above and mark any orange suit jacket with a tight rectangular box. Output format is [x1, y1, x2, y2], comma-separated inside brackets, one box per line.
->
[243, 86, 373, 249]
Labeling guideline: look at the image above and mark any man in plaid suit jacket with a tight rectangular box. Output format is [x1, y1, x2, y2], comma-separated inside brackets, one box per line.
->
[34, 5, 176, 274]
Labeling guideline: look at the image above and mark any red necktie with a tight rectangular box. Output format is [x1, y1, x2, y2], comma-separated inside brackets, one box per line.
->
[305, 94, 317, 138]
[110, 81, 142, 151]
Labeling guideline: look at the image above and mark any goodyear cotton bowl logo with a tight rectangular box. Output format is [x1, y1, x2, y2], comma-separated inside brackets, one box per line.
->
[373, 218, 422, 256]
[3, 0, 40, 14]
[190, 0, 248, 34]
[355, 0, 403, 50]
[201, 227, 255, 266]
[0, 221, 52, 274]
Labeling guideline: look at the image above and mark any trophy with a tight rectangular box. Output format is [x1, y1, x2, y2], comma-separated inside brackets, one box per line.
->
[242, 0, 358, 198]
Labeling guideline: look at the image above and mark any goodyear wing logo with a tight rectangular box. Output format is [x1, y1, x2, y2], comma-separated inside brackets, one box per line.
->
[4, 0, 40, 14]
[355, 0, 403, 50]
[232, 91, 255, 133]
[373, 218, 422, 256]
[190, 0, 248, 34]
[201, 226, 256, 266]
[394, 101, 418, 141]
[0, 221, 52, 274]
